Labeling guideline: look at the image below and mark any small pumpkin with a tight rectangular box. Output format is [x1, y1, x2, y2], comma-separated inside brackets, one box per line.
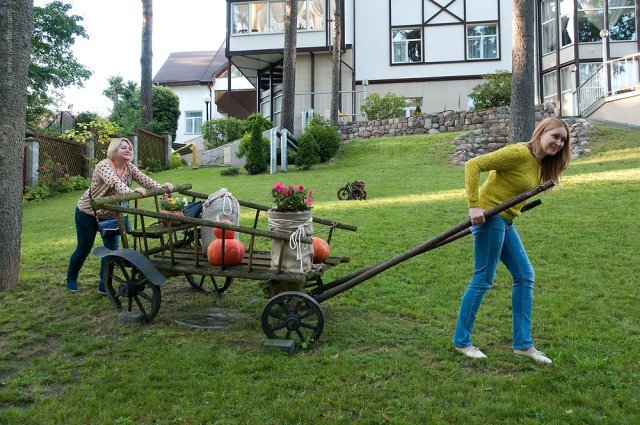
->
[312, 237, 330, 262]
[207, 238, 245, 266]
[213, 219, 235, 239]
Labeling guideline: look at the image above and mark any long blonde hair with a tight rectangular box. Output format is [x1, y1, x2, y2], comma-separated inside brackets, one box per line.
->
[527, 117, 572, 185]
[106, 138, 133, 161]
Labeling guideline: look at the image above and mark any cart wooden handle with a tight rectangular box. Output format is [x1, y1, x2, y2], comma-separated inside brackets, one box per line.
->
[314, 180, 555, 303]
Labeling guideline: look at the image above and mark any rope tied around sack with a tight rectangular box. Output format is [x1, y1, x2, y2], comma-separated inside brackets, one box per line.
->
[221, 193, 235, 216]
[268, 215, 313, 271]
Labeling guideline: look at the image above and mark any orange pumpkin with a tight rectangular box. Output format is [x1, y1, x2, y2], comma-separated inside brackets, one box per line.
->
[213, 219, 235, 239]
[207, 239, 245, 266]
[312, 237, 330, 262]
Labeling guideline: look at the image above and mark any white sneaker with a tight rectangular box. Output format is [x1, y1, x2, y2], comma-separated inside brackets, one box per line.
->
[455, 346, 487, 359]
[513, 348, 552, 364]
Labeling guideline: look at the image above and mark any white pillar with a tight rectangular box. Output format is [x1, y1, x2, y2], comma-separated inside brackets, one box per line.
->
[164, 133, 172, 168]
[24, 137, 39, 187]
[86, 140, 95, 177]
[600, 29, 610, 98]
[129, 134, 139, 165]
[270, 128, 278, 175]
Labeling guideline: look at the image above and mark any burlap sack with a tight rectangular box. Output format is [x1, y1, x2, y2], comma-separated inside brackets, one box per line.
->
[201, 188, 240, 254]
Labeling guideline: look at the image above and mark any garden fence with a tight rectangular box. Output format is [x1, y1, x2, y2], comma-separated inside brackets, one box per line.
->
[23, 129, 172, 191]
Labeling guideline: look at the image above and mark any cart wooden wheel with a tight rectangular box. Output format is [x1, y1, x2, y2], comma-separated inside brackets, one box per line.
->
[337, 187, 350, 200]
[105, 258, 161, 322]
[185, 274, 234, 294]
[261, 291, 324, 343]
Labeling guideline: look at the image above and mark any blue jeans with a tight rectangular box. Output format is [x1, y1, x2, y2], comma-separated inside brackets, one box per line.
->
[66, 207, 119, 290]
[453, 215, 535, 350]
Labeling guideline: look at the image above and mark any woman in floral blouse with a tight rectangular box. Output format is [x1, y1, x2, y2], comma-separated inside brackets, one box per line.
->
[66, 138, 173, 294]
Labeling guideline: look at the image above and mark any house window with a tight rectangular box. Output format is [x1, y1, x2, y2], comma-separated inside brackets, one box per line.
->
[466, 24, 498, 60]
[185, 111, 203, 135]
[298, 0, 325, 30]
[609, 0, 636, 41]
[233, 3, 249, 33]
[392, 28, 422, 64]
[577, 0, 604, 42]
[560, 65, 576, 115]
[579, 62, 602, 83]
[542, 71, 557, 105]
[559, 0, 574, 47]
[269, 1, 285, 32]
[232, 1, 323, 34]
[541, 0, 557, 54]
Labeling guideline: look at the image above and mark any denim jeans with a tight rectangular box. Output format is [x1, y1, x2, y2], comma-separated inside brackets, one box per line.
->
[453, 215, 535, 350]
[66, 207, 119, 290]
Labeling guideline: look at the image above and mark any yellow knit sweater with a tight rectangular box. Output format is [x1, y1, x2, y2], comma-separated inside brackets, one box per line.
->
[465, 143, 541, 220]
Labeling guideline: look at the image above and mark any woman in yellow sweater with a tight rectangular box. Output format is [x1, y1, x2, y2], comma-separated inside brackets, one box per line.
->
[453, 117, 572, 363]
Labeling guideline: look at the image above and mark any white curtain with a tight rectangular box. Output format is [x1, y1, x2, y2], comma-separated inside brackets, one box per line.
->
[271, 1, 286, 24]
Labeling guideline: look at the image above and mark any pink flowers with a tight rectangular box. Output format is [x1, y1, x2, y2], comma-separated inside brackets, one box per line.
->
[271, 182, 313, 212]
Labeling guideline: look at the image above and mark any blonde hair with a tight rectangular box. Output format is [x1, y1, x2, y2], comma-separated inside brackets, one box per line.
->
[527, 117, 572, 185]
[106, 138, 133, 161]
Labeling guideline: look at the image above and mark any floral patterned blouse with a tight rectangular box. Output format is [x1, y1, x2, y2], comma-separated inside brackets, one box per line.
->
[76, 159, 163, 219]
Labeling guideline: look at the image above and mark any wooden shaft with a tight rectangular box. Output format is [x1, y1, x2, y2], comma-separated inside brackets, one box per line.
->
[315, 180, 554, 303]
[91, 183, 193, 207]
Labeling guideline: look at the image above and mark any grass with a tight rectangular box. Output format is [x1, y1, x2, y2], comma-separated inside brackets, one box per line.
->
[2, 123, 639, 424]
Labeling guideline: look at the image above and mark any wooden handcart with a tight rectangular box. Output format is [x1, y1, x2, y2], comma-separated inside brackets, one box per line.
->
[91, 181, 553, 345]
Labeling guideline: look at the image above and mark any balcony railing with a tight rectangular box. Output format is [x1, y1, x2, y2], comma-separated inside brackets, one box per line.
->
[577, 53, 640, 115]
[260, 90, 367, 132]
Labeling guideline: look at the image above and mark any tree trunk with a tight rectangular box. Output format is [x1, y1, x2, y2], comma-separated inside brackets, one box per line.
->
[281, 0, 298, 132]
[330, 0, 341, 125]
[509, 0, 535, 143]
[140, 0, 153, 126]
[0, 0, 33, 291]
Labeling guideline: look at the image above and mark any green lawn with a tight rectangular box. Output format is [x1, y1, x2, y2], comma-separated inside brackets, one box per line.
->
[2, 124, 639, 424]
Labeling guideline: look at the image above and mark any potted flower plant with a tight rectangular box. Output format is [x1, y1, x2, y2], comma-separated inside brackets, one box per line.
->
[159, 194, 187, 225]
[267, 183, 316, 288]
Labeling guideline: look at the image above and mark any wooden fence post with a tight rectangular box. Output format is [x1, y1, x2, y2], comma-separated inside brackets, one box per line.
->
[24, 137, 40, 187]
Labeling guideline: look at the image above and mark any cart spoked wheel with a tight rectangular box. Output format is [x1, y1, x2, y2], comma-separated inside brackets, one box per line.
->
[185, 274, 234, 294]
[261, 291, 324, 343]
[337, 187, 350, 200]
[105, 258, 161, 321]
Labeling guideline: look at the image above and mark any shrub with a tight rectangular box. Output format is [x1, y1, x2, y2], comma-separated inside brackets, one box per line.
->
[360, 92, 407, 120]
[242, 113, 273, 134]
[301, 116, 340, 162]
[220, 166, 240, 176]
[142, 158, 163, 172]
[201, 117, 245, 149]
[295, 132, 320, 170]
[170, 152, 184, 169]
[469, 70, 512, 110]
[243, 121, 269, 175]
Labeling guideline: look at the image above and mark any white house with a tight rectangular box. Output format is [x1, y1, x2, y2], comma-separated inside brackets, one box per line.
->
[224, 0, 639, 133]
[153, 43, 255, 151]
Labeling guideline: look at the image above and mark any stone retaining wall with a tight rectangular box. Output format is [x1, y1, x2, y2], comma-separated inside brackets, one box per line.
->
[337, 104, 593, 163]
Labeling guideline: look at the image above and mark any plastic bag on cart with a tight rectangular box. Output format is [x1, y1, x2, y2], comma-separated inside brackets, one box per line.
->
[200, 188, 240, 254]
